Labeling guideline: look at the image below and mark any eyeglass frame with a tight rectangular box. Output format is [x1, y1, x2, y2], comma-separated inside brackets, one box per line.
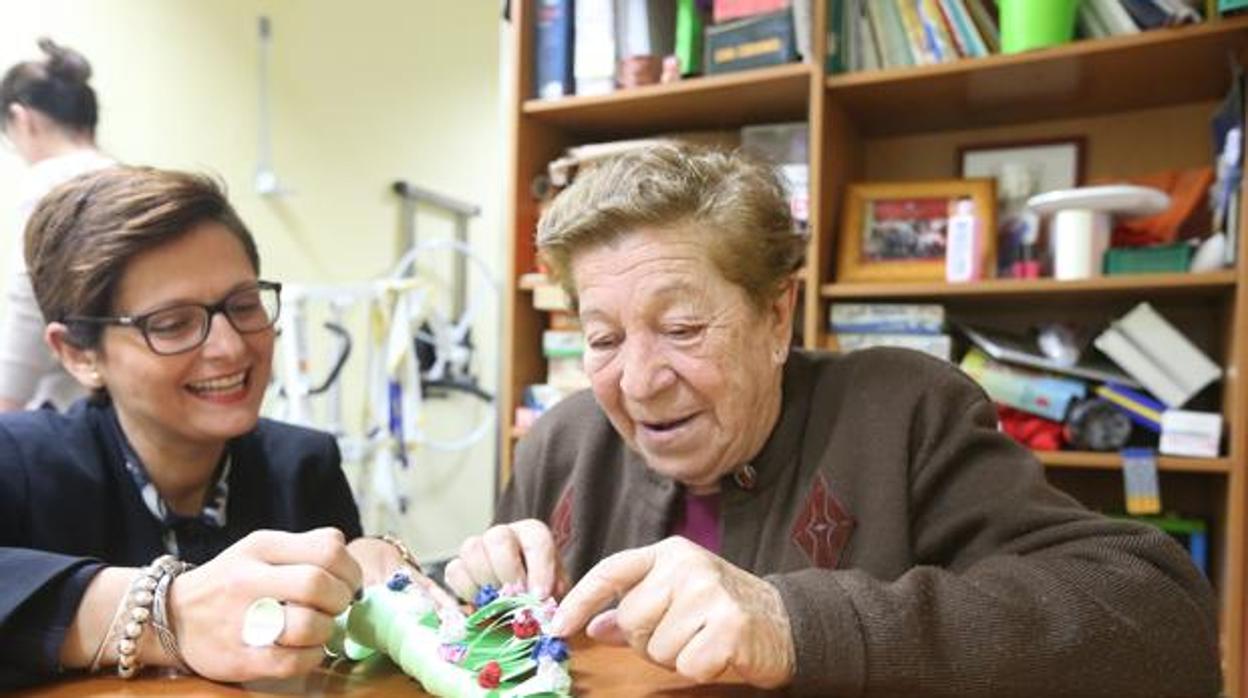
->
[63, 280, 283, 356]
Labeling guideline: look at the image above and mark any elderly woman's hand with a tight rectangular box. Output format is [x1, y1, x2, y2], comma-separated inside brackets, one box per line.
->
[167, 527, 362, 682]
[346, 536, 458, 609]
[549, 536, 795, 688]
[444, 519, 569, 601]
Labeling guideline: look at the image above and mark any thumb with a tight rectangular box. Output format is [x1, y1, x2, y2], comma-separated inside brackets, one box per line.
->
[585, 609, 628, 645]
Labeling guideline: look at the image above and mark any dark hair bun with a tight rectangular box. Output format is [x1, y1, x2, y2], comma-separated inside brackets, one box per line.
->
[37, 37, 92, 84]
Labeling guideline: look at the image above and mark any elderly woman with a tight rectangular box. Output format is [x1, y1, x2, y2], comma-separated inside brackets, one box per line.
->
[446, 144, 1221, 696]
[0, 167, 432, 688]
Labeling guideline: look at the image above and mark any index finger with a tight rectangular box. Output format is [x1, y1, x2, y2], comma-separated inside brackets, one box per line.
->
[549, 545, 657, 637]
[249, 528, 364, 593]
[510, 519, 559, 598]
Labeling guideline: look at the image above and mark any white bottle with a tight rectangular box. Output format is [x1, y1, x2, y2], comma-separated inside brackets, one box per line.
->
[946, 199, 981, 283]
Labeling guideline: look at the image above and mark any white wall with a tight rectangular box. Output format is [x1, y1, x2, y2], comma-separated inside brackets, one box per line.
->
[0, 0, 505, 559]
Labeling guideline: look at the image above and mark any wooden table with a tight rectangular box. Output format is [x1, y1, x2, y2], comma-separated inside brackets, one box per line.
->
[13, 640, 775, 697]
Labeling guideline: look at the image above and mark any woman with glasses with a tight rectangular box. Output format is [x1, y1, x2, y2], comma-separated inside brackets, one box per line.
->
[0, 38, 115, 412]
[0, 166, 437, 688]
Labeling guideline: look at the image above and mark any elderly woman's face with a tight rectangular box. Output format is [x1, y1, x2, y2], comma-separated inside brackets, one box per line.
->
[572, 227, 792, 492]
[92, 222, 274, 452]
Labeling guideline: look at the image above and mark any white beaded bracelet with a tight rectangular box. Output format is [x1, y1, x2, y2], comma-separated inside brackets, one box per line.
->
[114, 554, 189, 679]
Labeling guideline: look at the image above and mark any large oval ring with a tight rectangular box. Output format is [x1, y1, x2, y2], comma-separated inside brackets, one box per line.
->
[241, 596, 286, 647]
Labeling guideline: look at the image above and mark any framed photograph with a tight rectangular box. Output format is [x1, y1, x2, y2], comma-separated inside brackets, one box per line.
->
[837, 179, 996, 283]
[957, 138, 1085, 193]
[958, 138, 1085, 276]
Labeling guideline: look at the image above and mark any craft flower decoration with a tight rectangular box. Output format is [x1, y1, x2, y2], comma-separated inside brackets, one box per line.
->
[332, 577, 573, 697]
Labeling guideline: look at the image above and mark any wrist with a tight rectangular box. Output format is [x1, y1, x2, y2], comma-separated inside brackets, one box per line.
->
[375, 534, 423, 574]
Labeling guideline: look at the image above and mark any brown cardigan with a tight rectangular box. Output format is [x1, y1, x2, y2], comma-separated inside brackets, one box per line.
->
[497, 348, 1221, 697]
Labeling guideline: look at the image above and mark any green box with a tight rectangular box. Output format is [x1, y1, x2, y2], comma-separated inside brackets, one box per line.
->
[1104, 244, 1193, 275]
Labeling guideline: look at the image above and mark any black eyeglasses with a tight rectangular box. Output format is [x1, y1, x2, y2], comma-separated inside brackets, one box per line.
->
[66, 281, 282, 356]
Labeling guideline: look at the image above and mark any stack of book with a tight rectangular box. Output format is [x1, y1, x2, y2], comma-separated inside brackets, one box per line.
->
[514, 273, 590, 437]
[828, 0, 1209, 76]
[828, 0, 997, 74]
[533, 0, 812, 99]
[827, 302, 951, 361]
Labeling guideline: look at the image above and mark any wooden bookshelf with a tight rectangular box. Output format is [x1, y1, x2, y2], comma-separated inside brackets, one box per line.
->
[502, 5, 1248, 693]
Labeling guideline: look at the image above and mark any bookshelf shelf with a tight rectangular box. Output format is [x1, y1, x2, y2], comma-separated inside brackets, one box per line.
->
[522, 62, 811, 136]
[826, 16, 1248, 137]
[1037, 450, 1231, 474]
[821, 270, 1238, 301]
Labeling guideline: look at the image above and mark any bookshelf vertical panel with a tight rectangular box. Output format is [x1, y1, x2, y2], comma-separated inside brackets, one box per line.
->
[1232, 149, 1248, 698]
[800, 0, 827, 350]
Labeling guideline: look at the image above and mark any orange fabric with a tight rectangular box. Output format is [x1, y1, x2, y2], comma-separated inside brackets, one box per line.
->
[1092, 167, 1214, 246]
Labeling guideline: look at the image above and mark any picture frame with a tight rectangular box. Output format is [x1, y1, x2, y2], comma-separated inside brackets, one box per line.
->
[957, 137, 1085, 193]
[958, 138, 1085, 277]
[837, 179, 997, 283]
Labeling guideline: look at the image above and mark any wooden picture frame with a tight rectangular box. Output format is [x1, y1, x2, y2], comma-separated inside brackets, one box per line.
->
[837, 179, 997, 283]
[957, 137, 1086, 191]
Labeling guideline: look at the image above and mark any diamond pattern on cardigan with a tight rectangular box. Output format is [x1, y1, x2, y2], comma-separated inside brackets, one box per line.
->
[550, 485, 574, 553]
[790, 473, 855, 569]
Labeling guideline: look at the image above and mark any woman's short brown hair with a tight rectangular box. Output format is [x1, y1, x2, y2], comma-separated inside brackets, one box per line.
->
[536, 142, 807, 309]
[25, 166, 260, 349]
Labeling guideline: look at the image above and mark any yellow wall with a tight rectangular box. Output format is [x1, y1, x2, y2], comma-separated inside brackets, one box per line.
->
[0, 1, 504, 558]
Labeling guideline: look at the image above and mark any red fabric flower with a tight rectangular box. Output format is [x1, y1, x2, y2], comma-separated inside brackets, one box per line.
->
[478, 661, 502, 689]
[511, 610, 540, 639]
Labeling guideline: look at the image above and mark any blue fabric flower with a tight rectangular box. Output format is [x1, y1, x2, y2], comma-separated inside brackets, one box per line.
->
[473, 584, 499, 608]
[386, 571, 413, 591]
[531, 635, 570, 663]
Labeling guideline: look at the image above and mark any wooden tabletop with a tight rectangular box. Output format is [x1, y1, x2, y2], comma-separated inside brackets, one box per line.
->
[12, 639, 775, 697]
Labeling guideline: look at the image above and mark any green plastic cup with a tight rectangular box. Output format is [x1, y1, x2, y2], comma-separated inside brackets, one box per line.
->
[998, 0, 1079, 54]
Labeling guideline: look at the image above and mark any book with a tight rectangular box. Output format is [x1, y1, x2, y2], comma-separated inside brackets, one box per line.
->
[712, 0, 789, 23]
[575, 0, 617, 95]
[958, 323, 1143, 388]
[535, 0, 575, 99]
[542, 330, 584, 358]
[1089, 0, 1143, 33]
[615, 0, 676, 61]
[825, 0, 847, 73]
[918, 0, 959, 60]
[833, 333, 952, 360]
[962, 0, 1000, 51]
[828, 303, 945, 334]
[857, 2, 882, 71]
[1092, 302, 1221, 407]
[934, 0, 971, 58]
[896, 0, 939, 65]
[705, 8, 798, 74]
[866, 0, 899, 68]
[1120, 0, 1172, 27]
[1078, 1, 1112, 38]
[675, 0, 707, 74]
[793, 0, 813, 60]
[878, 0, 917, 66]
[842, 0, 861, 71]
[945, 0, 988, 58]
[959, 349, 1088, 422]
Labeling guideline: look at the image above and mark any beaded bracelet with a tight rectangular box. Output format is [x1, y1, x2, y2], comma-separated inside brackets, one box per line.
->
[378, 534, 423, 574]
[115, 555, 173, 678]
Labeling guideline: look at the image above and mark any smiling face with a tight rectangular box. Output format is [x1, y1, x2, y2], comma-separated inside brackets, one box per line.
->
[572, 226, 795, 493]
[88, 222, 274, 460]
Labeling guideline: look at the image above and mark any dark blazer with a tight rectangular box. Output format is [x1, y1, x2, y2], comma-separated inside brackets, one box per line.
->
[0, 399, 362, 688]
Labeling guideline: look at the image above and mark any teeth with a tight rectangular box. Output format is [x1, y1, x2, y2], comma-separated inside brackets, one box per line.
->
[188, 371, 247, 393]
